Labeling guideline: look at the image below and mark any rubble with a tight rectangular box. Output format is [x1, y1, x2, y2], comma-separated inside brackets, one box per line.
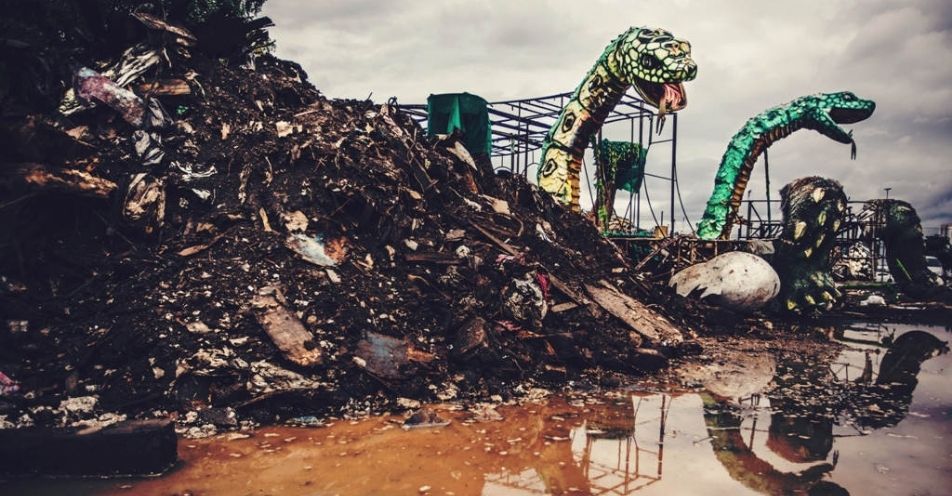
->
[0, 8, 714, 433]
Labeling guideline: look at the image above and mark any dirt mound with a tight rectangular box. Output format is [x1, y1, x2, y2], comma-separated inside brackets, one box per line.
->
[0, 15, 705, 430]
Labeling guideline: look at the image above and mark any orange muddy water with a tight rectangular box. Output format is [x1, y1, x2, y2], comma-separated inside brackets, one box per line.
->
[3, 322, 951, 496]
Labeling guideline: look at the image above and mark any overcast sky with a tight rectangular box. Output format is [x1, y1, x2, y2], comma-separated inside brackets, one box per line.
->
[263, 0, 952, 232]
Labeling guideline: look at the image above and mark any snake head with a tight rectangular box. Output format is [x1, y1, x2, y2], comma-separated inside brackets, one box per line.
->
[805, 91, 876, 144]
[615, 27, 697, 114]
[826, 91, 876, 124]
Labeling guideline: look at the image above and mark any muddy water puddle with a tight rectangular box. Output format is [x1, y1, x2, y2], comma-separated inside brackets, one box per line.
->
[4, 322, 951, 495]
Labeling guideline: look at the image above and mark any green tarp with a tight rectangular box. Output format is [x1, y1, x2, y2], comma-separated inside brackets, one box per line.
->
[596, 140, 647, 192]
[426, 93, 492, 156]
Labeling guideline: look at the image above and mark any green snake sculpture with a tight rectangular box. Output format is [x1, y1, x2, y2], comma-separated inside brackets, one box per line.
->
[537, 27, 697, 210]
[696, 92, 876, 240]
[772, 177, 848, 313]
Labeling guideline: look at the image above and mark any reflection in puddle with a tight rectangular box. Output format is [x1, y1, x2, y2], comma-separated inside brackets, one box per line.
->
[3, 322, 950, 496]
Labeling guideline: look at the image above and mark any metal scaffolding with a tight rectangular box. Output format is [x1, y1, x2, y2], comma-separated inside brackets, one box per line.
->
[401, 91, 682, 234]
[736, 198, 888, 281]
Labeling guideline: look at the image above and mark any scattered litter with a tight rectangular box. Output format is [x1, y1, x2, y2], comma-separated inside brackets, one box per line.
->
[860, 294, 887, 306]
[252, 287, 322, 367]
[173, 162, 219, 182]
[356, 332, 435, 381]
[403, 408, 450, 430]
[120, 173, 166, 234]
[0, 372, 20, 396]
[133, 131, 165, 166]
[396, 397, 422, 410]
[275, 121, 302, 137]
[59, 396, 98, 415]
[286, 233, 348, 267]
[185, 321, 212, 334]
[283, 211, 309, 232]
[72, 67, 146, 126]
[502, 274, 548, 326]
[6, 320, 28, 334]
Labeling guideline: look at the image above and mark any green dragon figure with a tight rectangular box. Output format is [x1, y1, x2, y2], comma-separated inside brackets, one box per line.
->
[696, 92, 876, 240]
[771, 177, 847, 313]
[537, 27, 697, 210]
[865, 199, 940, 294]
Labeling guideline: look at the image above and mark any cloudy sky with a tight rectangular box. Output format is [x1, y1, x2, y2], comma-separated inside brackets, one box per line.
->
[263, 0, 952, 232]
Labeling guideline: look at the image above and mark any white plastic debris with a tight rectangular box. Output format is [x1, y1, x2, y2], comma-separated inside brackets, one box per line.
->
[286, 233, 347, 267]
[860, 294, 887, 306]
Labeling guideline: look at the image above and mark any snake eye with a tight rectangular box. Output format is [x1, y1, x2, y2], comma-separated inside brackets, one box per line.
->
[640, 53, 660, 70]
[842, 93, 855, 101]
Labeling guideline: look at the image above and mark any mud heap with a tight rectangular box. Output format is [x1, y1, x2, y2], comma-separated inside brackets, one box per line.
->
[0, 12, 704, 429]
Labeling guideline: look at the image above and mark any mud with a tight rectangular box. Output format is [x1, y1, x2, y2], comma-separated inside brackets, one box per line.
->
[5, 321, 948, 495]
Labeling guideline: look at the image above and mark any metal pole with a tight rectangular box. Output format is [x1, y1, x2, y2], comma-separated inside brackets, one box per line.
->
[670, 114, 677, 235]
[631, 118, 636, 226]
[637, 112, 644, 230]
[517, 104, 524, 176]
[764, 148, 771, 227]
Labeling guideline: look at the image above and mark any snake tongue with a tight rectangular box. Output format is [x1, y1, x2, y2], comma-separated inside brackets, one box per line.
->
[662, 83, 684, 111]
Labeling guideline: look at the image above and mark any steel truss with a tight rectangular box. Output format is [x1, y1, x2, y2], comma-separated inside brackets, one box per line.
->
[401, 91, 683, 234]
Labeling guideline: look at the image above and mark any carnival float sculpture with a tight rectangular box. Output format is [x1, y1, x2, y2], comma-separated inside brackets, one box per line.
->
[669, 93, 875, 314]
[537, 27, 697, 210]
[696, 92, 876, 240]
[863, 199, 941, 293]
[772, 177, 849, 313]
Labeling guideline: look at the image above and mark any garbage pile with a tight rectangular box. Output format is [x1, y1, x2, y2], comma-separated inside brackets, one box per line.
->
[0, 10, 704, 431]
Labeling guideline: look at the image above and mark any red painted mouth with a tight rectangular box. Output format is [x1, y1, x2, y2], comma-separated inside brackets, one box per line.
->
[633, 78, 687, 113]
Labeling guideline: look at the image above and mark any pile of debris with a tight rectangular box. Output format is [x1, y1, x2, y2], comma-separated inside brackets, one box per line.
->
[0, 11, 708, 432]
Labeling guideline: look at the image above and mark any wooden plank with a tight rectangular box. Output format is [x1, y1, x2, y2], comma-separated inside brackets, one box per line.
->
[584, 280, 682, 344]
[0, 419, 176, 476]
[137, 79, 191, 96]
[3, 162, 117, 198]
[403, 252, 461, 264]
[252, 293, 322, 367]
[633, 237, 677, 272]
[550, 302, 580, 313]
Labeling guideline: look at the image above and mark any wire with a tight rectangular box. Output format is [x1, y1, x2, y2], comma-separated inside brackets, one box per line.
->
[673, 163, 696, 234]
[641, 175, 661, 227]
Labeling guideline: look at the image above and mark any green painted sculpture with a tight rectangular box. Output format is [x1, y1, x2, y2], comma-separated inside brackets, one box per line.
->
[592, 139, 647, 228]
[865, 199, 940, 294]
[537, 27, 697, 211]
[772, 177, 847, 313]
[696, 92, 876, 240]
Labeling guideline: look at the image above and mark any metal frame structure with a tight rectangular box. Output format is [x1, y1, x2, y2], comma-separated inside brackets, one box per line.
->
[737, 198, 888, 281]
[401, 91, 683, 234]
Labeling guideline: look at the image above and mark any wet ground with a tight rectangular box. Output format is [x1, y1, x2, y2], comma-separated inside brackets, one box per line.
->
[3, 321, 950, 496]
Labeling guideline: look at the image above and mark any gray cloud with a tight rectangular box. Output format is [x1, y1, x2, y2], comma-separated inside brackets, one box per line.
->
[263, 0, 952, 229]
